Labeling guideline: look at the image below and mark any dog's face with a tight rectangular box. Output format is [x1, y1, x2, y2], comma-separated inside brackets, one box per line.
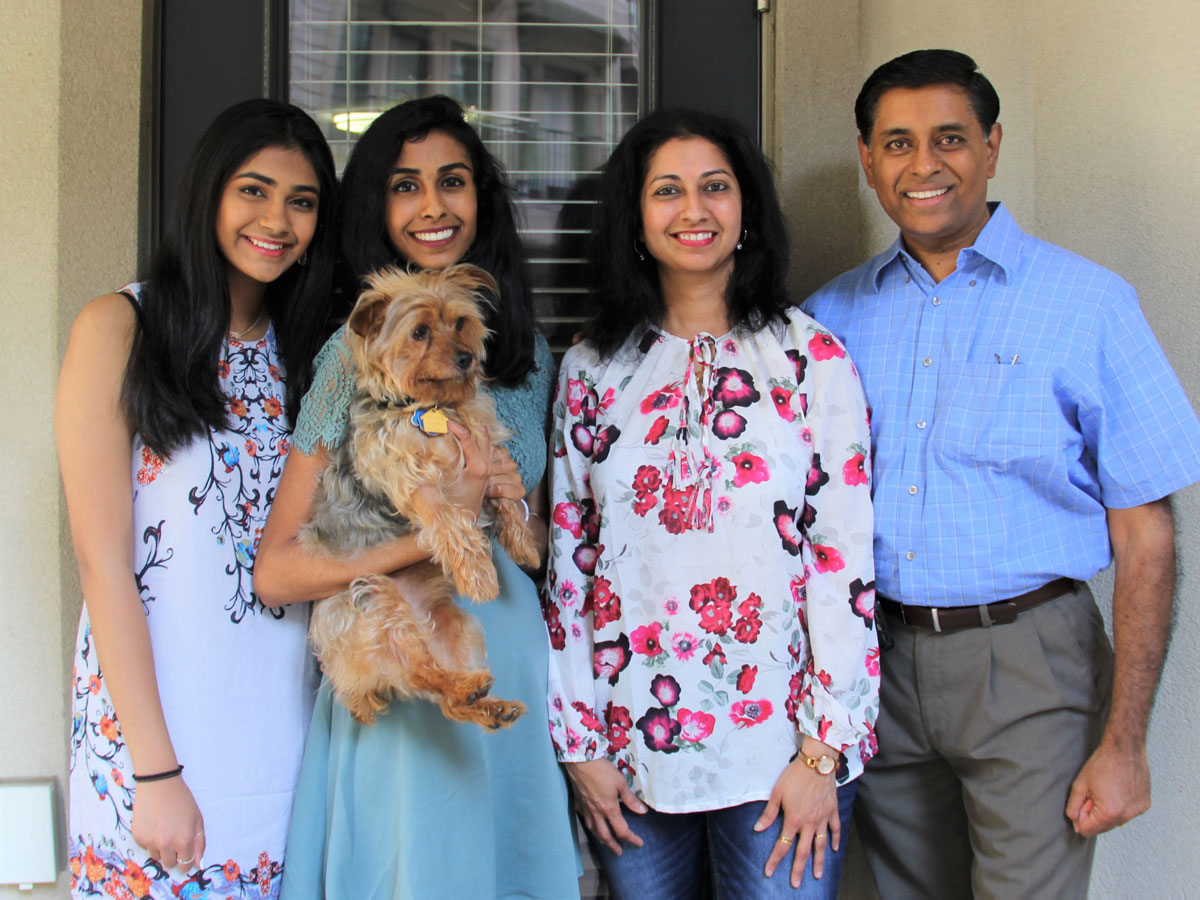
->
[349, 264, 495, 407]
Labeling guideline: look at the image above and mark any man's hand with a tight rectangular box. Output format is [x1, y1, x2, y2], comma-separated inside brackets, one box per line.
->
[1067, 498, 1175, 837]
[1066, 739, 1150, 836]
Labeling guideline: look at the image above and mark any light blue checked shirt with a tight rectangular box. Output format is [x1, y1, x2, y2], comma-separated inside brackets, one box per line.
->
[804, 203, 1200, 606]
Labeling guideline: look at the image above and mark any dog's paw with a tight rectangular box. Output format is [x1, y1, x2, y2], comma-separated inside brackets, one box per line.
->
[479, 698, 527, 730]
[500, 525, 541, 570]
[454, 562, 500, 603]
[455, 697, 526, 730]
[466, 675, 494, 704]
[342, 688, 390, 725]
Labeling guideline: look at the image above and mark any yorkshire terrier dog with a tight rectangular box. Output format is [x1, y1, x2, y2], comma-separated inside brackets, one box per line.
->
[303, 264, 540, 728]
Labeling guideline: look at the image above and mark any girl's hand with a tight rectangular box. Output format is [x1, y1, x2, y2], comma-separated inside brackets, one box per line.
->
[754, 746, 841, 888]
[564, 758, 647, 855]
[131, 776, 206, 872]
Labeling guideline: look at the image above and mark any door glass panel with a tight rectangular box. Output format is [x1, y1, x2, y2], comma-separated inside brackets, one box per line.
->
[289, 0, 643, 352]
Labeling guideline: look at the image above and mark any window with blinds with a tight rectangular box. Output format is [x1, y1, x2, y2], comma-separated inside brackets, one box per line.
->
[290, 0, 645, 352]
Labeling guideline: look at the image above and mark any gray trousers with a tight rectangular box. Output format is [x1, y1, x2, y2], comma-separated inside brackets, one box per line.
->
[855, 583, 1113, 900]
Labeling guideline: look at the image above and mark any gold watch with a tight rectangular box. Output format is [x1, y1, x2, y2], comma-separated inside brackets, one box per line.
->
[800, 749, 838, 776]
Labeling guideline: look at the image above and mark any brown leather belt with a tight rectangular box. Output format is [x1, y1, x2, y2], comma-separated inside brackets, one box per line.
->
[878, 578, 1078, 632]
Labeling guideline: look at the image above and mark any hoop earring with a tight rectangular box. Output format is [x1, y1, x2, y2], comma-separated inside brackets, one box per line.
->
[297, 250, 309, 267]
[736, 228, 748, 252]
[633, 239, 647, 262]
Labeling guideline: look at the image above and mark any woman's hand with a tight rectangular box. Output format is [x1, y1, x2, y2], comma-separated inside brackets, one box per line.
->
[564, 758, 648, 855]
[445, 422, 526, 510]
[444, 421, 492, 518]
[754, 743, 841, 888]
[131, 776, 206, 872]
[484, 444, 525, 503]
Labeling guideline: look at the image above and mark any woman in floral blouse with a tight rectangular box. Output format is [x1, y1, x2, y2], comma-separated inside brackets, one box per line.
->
[545, 108, 879, 899]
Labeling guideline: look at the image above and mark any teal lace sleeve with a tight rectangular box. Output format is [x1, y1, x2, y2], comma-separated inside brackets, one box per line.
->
[292, 327, 356, 454]
[485, 332, 555, 492]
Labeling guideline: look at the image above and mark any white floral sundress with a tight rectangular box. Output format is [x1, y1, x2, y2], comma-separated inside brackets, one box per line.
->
[68, 285, 317, 899]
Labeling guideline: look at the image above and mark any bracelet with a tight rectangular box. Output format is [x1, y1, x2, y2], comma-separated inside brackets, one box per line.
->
[133, 764, 184, 783]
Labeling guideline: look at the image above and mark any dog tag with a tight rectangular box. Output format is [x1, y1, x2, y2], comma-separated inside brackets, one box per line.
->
[411, 406, 450, 435]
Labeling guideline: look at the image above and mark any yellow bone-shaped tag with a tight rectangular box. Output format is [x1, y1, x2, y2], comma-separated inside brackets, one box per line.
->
[411, 406, 450, 436]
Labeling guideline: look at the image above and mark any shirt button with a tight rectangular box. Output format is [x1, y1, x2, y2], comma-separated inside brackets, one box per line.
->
[969, 280, 977, 287]
[908, 485, 919, 495]
[904, 276, 911, 284]
[905, 551, 916, 560]
[916, 419, 927, 429]
[923, 357, 933, 367]
[932, 296, 942, 306]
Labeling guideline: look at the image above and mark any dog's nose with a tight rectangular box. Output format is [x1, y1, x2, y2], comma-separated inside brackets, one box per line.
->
[455, 351, 474, 370]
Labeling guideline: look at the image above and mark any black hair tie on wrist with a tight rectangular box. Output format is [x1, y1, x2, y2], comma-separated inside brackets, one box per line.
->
[133, 764, 184, 783]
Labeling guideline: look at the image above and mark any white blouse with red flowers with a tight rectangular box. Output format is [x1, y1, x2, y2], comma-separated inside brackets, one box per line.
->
[544, 311, 879, 813]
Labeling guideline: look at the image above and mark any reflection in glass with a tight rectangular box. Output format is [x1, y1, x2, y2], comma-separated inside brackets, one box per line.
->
[290, 0, 642, 352]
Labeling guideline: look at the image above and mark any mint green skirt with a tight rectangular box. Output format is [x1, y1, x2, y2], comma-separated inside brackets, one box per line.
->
[280, 546, 581, 900]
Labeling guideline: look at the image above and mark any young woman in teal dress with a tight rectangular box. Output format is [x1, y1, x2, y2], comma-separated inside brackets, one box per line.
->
[254, 95, 580, 900]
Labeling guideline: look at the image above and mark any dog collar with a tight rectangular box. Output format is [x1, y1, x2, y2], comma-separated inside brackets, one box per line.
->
[410, 406, 450, 436]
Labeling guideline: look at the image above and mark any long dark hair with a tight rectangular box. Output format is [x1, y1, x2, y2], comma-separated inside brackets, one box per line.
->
[338, 95, 535, 385]
[583, 108, 790, 359]
[122, 99, 338, 457]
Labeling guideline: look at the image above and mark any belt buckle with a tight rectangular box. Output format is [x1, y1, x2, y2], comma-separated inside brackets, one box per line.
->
[930, 607, 942, 633]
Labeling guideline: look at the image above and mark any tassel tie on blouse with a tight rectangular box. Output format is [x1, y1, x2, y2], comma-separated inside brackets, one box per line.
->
[666, 333, 719, 532]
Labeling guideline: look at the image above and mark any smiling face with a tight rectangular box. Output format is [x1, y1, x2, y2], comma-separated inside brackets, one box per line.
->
[640, 136, 742, 288]
[215, 145, 320, 300]
[385, 130, 478, 270]
[858, 84, 1001, 267]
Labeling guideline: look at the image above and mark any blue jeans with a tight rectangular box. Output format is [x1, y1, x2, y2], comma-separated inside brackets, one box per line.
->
[588, 781, 858, 900]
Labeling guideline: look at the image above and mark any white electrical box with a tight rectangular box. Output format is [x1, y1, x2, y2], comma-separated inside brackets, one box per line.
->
[0, 780, 58, 888]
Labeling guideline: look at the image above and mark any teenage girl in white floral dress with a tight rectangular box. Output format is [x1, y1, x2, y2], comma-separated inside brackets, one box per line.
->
[58, 100, 338, 899]
[546, 109, 880, 899]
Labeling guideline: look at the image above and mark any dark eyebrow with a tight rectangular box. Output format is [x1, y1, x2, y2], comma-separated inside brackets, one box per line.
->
[878, 122, 970, 138]
[390, 162, 472, 177]
[234, 171, 318, 194]
[649, 168, 732, 184]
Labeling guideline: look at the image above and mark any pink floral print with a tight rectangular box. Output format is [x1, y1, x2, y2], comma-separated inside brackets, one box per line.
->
[545, 314, 879, 812]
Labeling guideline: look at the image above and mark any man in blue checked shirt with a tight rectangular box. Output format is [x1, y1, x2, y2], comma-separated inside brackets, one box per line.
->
[804, 49, 1200, 899]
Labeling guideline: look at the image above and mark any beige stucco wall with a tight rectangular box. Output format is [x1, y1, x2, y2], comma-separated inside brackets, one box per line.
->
[2, 1, 1194, 896]
[776, 1, 1200, 897]
[0, 2, 67, 895]
[0, 1, 142, 896]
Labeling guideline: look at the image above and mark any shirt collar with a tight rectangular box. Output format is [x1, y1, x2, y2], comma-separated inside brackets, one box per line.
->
[869, 201, 1021, 291]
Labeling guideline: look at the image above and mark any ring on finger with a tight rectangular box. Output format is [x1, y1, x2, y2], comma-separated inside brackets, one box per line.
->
[777, 834, 794, 846]
[178, 856, 194, 866]
[815, 832, 828, 842]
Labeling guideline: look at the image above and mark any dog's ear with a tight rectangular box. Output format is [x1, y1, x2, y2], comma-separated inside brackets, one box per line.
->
[441, 264, 499, 305]
[348, 289, 390, 341]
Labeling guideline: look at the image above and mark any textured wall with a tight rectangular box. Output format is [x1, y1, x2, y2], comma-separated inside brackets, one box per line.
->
[774, 2, 1200, 897]
[1029, 3, 1200, 896]
[0, 2, 66, 895]
[0, 1, 143, 896]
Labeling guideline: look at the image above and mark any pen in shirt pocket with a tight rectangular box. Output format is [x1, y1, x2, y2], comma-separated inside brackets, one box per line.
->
[994, 352, 1020, 365]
